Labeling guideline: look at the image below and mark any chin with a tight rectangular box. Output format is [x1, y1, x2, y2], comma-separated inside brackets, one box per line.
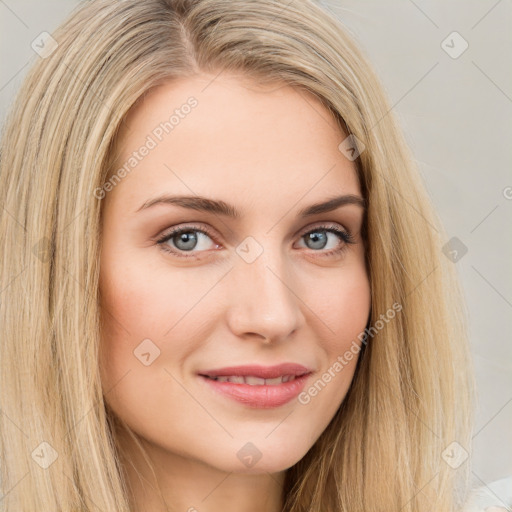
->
[204, 441, 312, 475]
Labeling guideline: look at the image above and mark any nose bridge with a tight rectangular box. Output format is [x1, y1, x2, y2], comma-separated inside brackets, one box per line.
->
[227, 242, 303, 340]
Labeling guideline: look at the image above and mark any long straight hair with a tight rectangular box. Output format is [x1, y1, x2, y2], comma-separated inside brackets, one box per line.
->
[0, 0, 474, 510]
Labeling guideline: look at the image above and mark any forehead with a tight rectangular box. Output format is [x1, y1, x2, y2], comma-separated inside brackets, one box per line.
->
[108, 73, 361, 210]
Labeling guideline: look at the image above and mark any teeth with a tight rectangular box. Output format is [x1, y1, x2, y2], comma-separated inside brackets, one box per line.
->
[209, 375, 297, 385]
[245, 376, 266, 385]
[264, 377, 284, 386]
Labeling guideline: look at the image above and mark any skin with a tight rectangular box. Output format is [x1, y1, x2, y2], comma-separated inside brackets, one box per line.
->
[98, 72, 371, 512]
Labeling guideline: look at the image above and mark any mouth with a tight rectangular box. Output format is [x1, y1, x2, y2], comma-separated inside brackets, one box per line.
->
[197, 364, 313, 408]
[198, 362, 312, 380]
[202, 374, 303, 385]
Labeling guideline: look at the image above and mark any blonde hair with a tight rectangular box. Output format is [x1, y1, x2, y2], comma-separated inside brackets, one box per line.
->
[0, 0, 474, 510]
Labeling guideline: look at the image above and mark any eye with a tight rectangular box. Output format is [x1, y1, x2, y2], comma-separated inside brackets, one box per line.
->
[155, 223, 355, 259]
[295, 224, 355, 257]
[156, 224, 219, 258]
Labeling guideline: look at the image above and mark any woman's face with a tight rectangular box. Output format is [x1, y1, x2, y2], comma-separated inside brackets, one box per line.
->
[99, 73, 371, 474]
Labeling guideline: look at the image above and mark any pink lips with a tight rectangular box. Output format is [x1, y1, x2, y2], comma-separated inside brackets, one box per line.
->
[198, 363, 312, 409]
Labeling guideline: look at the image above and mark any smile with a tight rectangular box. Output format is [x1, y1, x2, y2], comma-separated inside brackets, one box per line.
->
[199, 372, 311, 408]
[204, 375, 298, 385]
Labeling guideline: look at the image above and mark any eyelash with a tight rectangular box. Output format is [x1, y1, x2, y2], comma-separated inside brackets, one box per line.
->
[155, 223, 356, 260]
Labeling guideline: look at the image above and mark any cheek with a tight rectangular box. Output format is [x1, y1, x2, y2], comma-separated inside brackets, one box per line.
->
[97, 252, 222, 393]
[98, 245, 169, 390]
[311, 261, 371, 349]
[97, 267, 186, 436]
[99, 241, 199, 341]
[291, 260, 370, 422]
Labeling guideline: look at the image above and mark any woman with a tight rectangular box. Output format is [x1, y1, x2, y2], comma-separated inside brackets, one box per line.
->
[0, 0, 474, 510]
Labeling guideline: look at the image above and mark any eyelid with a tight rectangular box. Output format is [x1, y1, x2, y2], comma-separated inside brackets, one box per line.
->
[296, 221, 353, 239]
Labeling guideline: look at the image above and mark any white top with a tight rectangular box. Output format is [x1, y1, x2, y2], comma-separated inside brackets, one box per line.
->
[462, 476, 512, 511]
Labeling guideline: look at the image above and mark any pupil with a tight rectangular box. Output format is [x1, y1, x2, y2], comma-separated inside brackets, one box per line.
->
[307, 231, 327, 250]
[175, 231, 197, 251]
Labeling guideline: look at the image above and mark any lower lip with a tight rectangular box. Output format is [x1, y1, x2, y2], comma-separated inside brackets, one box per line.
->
[199, 374, 311, 408]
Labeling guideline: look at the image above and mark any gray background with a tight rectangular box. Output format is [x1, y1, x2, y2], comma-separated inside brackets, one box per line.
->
[1, 0, 511, 497]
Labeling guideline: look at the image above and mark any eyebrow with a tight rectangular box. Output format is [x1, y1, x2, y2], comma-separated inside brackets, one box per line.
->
[136, 193, 365, 218]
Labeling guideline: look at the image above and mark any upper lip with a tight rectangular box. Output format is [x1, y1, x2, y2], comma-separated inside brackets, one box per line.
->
[199, 363, 312, 379]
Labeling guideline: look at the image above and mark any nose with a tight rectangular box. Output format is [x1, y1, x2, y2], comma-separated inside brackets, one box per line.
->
[225, 248, 305, 343]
